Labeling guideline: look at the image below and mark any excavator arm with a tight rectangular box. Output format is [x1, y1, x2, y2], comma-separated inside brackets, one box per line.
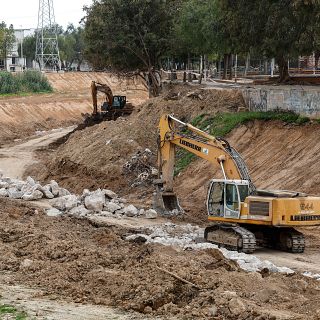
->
[91, 81, 114, 115]
[155, 114, 255, 214]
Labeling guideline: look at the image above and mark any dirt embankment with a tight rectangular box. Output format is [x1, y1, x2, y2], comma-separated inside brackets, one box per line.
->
[176, 120, 320, 219]
[1, 197, 320, 320]
[34, 84, 320, 218]
[0, 72, 148, 144]
[33, 84, 243, 196]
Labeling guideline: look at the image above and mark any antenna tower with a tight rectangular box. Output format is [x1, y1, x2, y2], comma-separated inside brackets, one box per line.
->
[35, 0, 61, 71]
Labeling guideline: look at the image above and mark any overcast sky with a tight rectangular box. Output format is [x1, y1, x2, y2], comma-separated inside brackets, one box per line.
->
[1, 0, 93, 29]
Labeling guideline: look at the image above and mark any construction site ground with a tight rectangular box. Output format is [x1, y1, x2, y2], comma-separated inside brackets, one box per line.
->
[1, 72, 320, 319]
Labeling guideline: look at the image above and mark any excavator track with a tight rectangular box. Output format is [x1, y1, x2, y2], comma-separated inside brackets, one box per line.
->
[204, 224, 256, 253]
[278, 228, 305, 253]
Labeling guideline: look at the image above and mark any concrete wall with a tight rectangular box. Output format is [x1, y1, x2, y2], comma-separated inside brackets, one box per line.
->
[242, 86, 320, 118]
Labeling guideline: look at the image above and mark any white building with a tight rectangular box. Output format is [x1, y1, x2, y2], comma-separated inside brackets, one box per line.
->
[0, 28, 35, 72]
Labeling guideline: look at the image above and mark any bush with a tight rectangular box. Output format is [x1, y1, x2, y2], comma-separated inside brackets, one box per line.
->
[0, 71, 52, 94]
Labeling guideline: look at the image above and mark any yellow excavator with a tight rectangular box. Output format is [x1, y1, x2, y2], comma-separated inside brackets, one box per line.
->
[82, 81, 134, 128]
[154, 114, 320, 253]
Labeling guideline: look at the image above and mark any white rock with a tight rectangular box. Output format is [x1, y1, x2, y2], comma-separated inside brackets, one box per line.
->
[49, 180, 60, 197]
[50, 195, 78, 211]
[103, 189, 118, 199]
[8, 187, 23, 199]
[139, 209, 145, 216]
[26, 176, 36, 186]
[0, 188, 8, 197]
[105, 202, 121, 213]
[58, 188, 71, 197]
[145, 209, 158, 219]
[0, 181, 8, 188]
[68, 205, 91, 217]
[22, 190, 43, 201]
[84, 189, 105, 212]
[46, 208, 63, 217]
[124, 204, 139, 217]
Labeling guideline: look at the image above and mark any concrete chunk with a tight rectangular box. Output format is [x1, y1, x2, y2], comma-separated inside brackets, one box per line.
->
[124, 204, 139, 217]
[145, 209, 158, 219]
[84, 189, 105, 212]
[50, 195, 78, 211]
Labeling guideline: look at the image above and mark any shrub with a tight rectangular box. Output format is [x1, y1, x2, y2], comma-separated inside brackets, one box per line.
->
[0, 71, 52, 94]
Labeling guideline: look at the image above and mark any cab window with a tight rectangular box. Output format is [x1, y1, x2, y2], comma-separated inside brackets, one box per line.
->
[225, 184, 239, 211]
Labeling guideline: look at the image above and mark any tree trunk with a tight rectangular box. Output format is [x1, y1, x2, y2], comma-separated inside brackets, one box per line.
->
[315, 50, 320, 69]
[223, 54, 228, 80]
[228, 53, 233, 80]
[276, 56, 290, 82]
[147, 69, 162, 97]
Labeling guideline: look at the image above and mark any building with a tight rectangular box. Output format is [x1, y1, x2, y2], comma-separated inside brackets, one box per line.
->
[0, 28, 35, 72]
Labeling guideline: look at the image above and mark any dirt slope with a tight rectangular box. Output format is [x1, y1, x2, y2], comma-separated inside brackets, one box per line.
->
[36, 84, 243, 195]
[176, 120, 320, 218]
[0, 72, 147, 144]
[1, 197, 320, 320]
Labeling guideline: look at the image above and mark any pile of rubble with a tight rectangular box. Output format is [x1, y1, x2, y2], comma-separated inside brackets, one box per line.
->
[123, 148, 158, 187]
[126, 223, 295, 275]
[0, 172, 158, 220]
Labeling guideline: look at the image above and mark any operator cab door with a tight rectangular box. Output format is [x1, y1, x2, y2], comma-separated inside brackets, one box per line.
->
[207, 180, 246, 219]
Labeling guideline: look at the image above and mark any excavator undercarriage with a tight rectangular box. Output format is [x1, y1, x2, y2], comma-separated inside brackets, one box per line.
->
[204, 224, 305, 253]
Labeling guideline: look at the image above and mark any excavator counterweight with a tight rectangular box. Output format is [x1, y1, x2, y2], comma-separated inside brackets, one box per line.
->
[154, 114, 320, 253]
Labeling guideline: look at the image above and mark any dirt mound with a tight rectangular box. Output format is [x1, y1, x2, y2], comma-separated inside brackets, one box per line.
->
[35, 84, 244, 196]
[0, 197, 320, 319]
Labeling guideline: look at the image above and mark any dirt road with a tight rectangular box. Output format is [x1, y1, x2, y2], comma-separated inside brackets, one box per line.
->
[0, 127, 75, 180]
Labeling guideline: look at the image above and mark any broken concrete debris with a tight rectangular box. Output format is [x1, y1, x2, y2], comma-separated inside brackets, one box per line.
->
[0, 176, 154, 220]
[123, 148, 158, 187]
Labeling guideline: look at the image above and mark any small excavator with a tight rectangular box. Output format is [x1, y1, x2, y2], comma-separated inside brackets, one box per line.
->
[83, 81, 134, 127]
[154, 114, 320, 253]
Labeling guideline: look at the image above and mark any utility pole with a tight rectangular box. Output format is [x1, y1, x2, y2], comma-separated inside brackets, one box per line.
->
[35, 0, 61, 71]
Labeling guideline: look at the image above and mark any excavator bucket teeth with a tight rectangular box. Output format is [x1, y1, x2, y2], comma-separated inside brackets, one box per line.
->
[153, 192, 182, 215]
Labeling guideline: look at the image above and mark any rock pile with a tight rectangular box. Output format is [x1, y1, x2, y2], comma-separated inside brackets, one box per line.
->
[0, 172, 70, 202]
[123, 148, 158, 187]
[0, 172, 158, 220]
[126, 222, 295, 275]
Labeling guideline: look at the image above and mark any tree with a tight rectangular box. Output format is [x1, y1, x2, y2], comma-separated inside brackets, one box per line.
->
[59, 24, 85, 70]
[83, 0, 177, 96]
[19, 34, 36, 67]
[219, 0, 320, 81]
[0, 22, 15, 69]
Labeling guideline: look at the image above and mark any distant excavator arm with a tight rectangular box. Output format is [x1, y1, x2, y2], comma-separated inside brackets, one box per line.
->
[91, 81, 114, 115]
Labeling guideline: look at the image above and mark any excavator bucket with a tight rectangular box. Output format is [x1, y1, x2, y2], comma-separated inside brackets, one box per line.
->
[153, 191, 182, 215]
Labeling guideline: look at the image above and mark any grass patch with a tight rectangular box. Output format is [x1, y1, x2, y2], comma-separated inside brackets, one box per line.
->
[0, 304, 28, 320]
[0, 71, 53, 95]
[174, 111, 310, 175]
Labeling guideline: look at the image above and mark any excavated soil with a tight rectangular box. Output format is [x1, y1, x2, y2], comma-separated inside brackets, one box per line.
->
[1, 197, 320, 320]
[32, 84, 244, 197]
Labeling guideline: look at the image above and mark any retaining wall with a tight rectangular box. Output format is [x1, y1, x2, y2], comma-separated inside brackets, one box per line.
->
[242, 86, 320, 118]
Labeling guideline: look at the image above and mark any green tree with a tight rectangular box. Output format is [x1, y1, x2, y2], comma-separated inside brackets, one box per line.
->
[0, 22, 15, 69]
[219, 0, 320, 81]
[59, 24, 85, 70]
[19, 34, 36, 66]
[83, 0, 177, 96]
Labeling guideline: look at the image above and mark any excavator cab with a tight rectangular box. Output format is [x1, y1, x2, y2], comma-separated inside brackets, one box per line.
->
[112, 96, 127, 109]
[207, 179, 249, 219]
